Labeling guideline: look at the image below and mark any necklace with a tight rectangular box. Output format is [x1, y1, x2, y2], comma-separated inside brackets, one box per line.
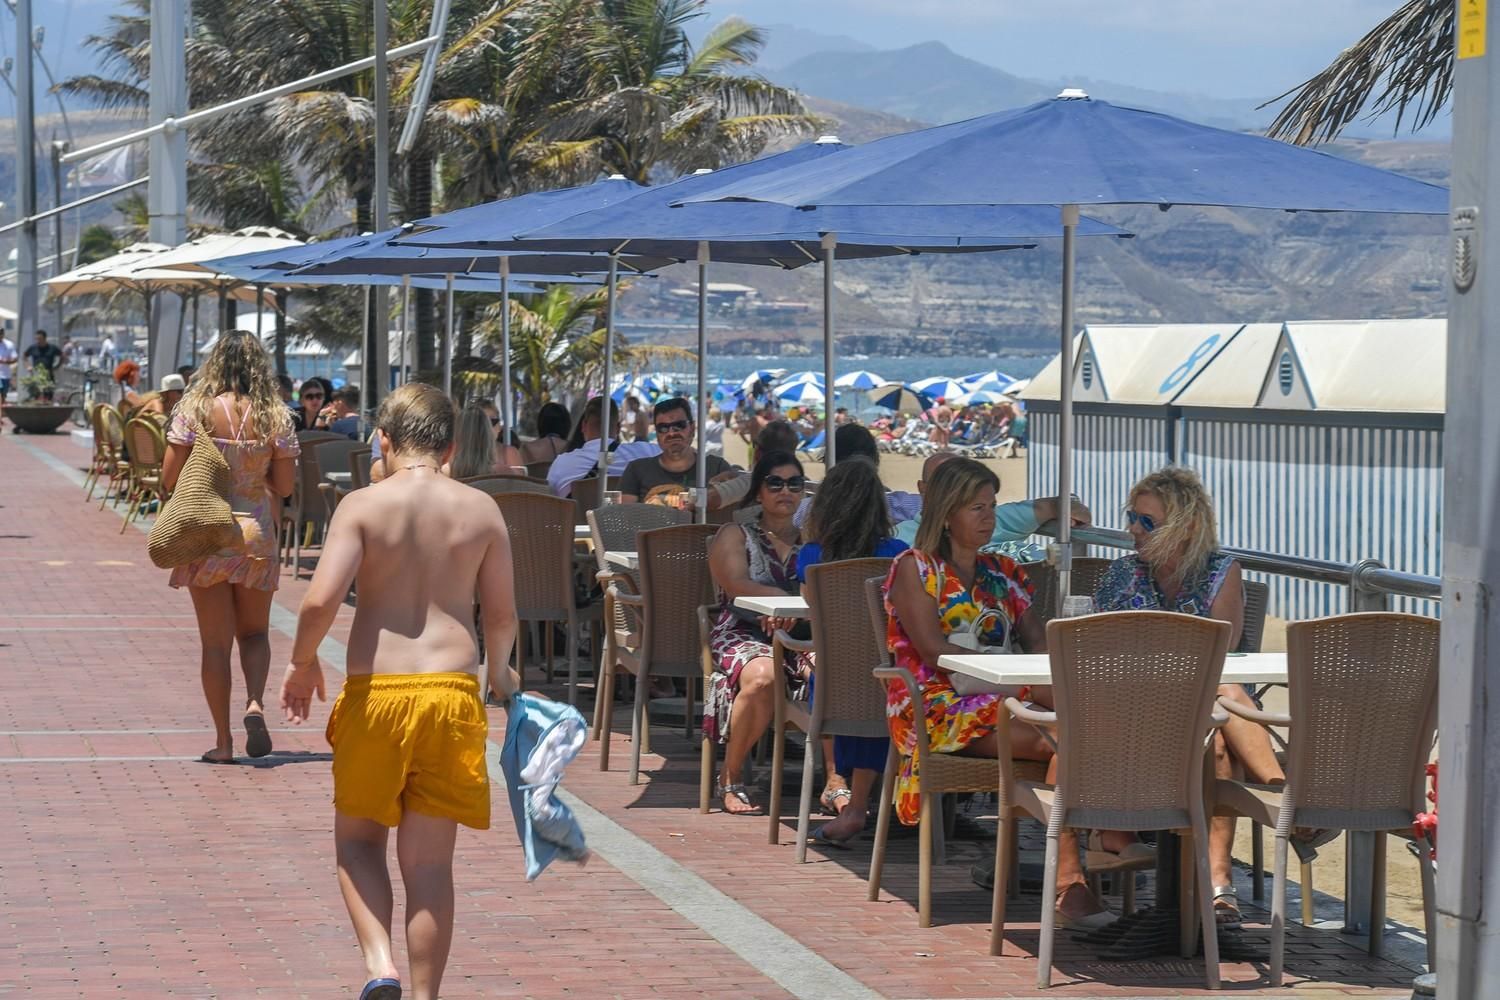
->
[397, 462, 441, 474]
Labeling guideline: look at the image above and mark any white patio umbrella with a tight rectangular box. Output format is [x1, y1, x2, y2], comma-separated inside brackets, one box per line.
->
[834, 369, 886, 390]
[773, 380, 827, 405]
[911, 375, 967, 401]
[139, 226, 306, 337]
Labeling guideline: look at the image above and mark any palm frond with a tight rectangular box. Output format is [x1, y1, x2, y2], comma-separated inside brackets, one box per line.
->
[1262, 0, 1452, 145]
[684, 16, 765, 77]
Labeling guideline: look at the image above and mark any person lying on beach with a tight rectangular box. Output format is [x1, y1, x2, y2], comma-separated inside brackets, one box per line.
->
[280, 382, 520, 1000]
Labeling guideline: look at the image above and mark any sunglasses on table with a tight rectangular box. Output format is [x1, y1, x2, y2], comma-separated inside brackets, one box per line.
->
[764, 475, 806, 493]
[1125, 509, 1158, 533]
[654, 418, 691, 434]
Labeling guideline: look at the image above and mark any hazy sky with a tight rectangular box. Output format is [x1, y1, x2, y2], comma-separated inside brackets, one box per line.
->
[15, 0, 1398, 108]
[705, 0, 1400, 99]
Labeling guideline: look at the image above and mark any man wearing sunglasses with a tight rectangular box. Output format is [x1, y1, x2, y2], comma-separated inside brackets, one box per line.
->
[619, 397, 733, 504]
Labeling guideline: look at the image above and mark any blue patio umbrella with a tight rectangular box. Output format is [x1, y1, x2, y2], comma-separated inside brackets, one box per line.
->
[684, 90, 1449, 612]
[499, 138, 1128, 477]
[379, 176, 693, 486]
[781, 370, 826, 386]
[959, 368, 1019, 388]
[285, 227, 623, 398]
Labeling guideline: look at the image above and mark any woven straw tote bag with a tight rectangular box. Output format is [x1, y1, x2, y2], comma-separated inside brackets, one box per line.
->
[147, 432, 241, 568]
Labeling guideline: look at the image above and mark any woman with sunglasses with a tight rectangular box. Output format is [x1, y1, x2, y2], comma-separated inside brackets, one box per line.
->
[704, 450, 810, 816]
[294, 377, 333, 432]
[886, 457, 1138, 929]
[1094, 466, 1294, 931]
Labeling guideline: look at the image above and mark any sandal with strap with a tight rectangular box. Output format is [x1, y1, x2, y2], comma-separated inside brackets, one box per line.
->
[1083, 830, 1156, 870]
[1213, 885, 1243, 930]
[819, 786, 852, 816]
[717, 780, 763, 816]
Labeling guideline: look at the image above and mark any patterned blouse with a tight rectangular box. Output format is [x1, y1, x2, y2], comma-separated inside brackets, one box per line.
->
[1093, 550, 1236, 619]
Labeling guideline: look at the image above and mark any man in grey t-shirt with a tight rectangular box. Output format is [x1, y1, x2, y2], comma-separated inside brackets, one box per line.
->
[619, 396, 732, 502]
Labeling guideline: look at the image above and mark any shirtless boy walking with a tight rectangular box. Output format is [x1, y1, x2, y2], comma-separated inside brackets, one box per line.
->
[280, 383, 519, 1000]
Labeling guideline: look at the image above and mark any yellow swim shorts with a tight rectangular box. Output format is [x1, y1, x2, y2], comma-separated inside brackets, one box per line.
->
[326, 672, 491, 830]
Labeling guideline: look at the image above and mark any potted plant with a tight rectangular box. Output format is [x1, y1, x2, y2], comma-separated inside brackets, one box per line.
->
[6, 368, 73, 434]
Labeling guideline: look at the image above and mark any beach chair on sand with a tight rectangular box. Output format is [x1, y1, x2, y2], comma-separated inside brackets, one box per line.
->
[797, 429, 826, 463]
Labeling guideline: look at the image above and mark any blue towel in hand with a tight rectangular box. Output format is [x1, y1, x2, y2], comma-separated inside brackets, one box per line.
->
[500, 692, 590, 881]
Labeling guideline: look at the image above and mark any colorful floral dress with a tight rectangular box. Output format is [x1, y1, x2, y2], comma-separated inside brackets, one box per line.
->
[881, 549, 1034, 825]
[703, 519, 813, 745]
[1092, 551, 1235, 619]
[166, 403, 299, 592]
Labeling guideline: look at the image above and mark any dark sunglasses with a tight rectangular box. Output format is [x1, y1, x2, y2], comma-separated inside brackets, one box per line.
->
[1125, 509, 1158, 533]
[654, 418, 691, 434]
[764, 474, 806, 493]
[301, 392, 324, 401]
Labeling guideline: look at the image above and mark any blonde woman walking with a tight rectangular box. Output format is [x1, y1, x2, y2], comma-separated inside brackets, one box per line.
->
[161, 331, 299, 764]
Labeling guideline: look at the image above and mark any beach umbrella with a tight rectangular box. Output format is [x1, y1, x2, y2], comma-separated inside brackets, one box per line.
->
[1004, 378, 1031, 397]
[740, 368, 786, 391]
[773, 380, 827, 405]
[955, 388, 1013, 405]
[781, 370, 826, 386]
[868, 383, 934, 412]
[911, 376, 968, 401]
[683, 90, 1448, 609]
[834, 369, 886, 390]
[959, 368, 1019, 387]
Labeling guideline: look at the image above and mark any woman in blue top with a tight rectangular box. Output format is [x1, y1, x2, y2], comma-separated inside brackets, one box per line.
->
[1093, 467, 1292, 930]
[796, 456, 907, 846]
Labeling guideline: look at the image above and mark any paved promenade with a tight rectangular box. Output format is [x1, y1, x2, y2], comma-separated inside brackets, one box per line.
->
[2, 431, 1423, 998]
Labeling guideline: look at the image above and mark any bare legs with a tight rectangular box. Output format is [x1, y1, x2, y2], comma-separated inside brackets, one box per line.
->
[720, 657, 775, 814]
[818, 767, 879, 841]
[1211, 685, 1286, 889]
[336, 810, 459, 1000]
[188, 582, 275, 761]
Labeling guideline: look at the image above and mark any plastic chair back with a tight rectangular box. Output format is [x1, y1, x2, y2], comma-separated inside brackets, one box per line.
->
[1283, 613, 1439, 832]
[637, 524, 718, 674]
[587, 504, 688, 577]
[1045, 611, 1230, 832]
[804, 557, 895, 739]
[493, 493, 576, 619]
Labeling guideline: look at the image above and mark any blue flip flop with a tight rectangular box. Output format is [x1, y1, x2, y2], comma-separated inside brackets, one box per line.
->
[360, 979, 401, 1000]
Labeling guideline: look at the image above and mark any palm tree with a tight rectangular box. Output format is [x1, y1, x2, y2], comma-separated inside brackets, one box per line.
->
[550, 0, 820, 181]
[468, 283, 692, 426]
[75, 224, 123, 267]
[1263, 0, 1451, 144]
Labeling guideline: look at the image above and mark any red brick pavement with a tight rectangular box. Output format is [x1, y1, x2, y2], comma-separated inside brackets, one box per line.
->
[1, 432, 1420, 998]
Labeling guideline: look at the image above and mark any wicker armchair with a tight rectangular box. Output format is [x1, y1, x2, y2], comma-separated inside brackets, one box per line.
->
[1213, 612, 1439, 985]
[1020, 556, 1114, 624]
[993, 611, 1231, 989]
[586, 504, 690, 735]
[88, 403, 130, 507]
[767, 557, 893, 860]
[598, 524, 716, 784]
[493, 492, 586, 704]
[290, 431, 344, 575]
[120, 417, 168, 533]
[864, 576, 1051, 928]
[348, 446, 374, 489]
[312, 439, 367, 517]
[466, 476, 553, 496]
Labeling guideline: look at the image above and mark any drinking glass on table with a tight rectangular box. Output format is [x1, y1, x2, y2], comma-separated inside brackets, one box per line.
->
[604, 490, 622, 505]
[1059, 595, 1096, 618]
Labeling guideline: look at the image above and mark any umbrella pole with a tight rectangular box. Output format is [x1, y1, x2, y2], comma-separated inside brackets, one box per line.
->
[598, 255, 617, 483]
[255, 283, 265, 339]
[399, 275, 410, 386]
[217, 288, 227, 334]
[696, 241, 709, 524]
[443, 273, 454, 397]
[191, 293, 200, 367]
[173, 291, 188, 370]
[500, 256, 512, 438]
[1055, 204, 1079, 617]
[361, 287, 371, 402]
[822, 233, 838, 466]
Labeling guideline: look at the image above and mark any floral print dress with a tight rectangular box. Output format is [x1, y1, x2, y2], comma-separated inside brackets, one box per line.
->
[166, 403, 299, 592]
[881, 549, 1034, 825]
[703, 519, 813, 745]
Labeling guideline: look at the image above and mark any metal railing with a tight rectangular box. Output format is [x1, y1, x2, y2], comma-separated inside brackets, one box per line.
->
[1036, 521, 1444, 609]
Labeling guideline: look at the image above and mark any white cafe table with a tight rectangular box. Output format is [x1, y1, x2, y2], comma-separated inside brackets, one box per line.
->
[937, 650, 1288, 688]
[574, 525, 592, 540]
[325, 471, 353, 486]
[604, 550, 638, 570]
[734, 595, 811, 618]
